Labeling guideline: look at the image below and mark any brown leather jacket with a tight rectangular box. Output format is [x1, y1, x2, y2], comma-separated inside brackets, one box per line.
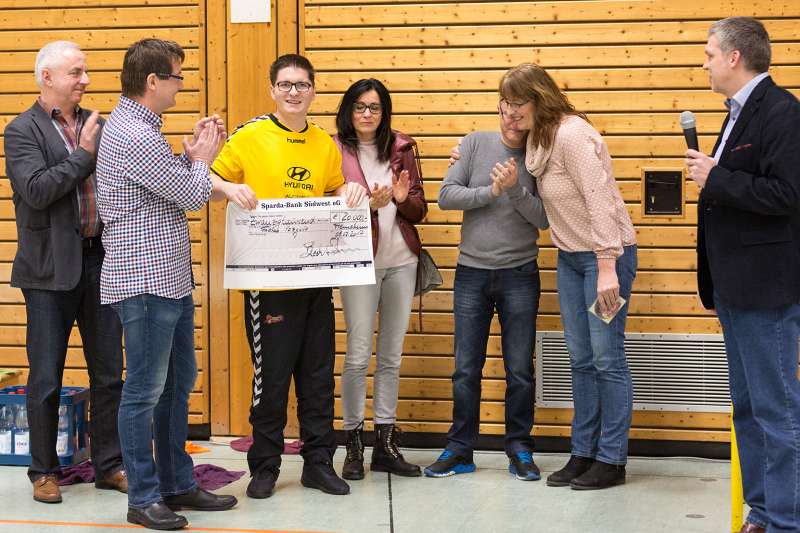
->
[334, 131, 427, 256]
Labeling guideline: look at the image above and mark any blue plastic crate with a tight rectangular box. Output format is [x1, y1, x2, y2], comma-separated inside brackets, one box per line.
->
[0, 386, 90, 466]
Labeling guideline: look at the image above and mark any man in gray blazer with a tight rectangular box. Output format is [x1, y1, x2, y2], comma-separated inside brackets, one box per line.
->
[4, 41, 126, 504]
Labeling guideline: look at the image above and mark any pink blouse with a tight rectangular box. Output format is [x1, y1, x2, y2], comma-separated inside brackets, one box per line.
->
[526, 115, 636, 259]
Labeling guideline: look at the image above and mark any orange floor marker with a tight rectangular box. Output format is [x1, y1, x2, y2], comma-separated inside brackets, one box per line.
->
[0, 519, 335, 533]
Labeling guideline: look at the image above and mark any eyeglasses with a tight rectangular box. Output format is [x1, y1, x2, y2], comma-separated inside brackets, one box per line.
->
[275, 81, 313, 93]
[156, 73, 184, 81]
[499, 99, 528, 112]
[353, 102, 382, 114]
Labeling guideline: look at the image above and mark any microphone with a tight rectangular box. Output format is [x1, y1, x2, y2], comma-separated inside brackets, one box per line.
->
[680, 111, 699, 151]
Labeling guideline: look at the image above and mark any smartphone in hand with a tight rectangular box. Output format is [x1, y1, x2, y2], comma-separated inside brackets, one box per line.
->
[588, 296, 627, 324]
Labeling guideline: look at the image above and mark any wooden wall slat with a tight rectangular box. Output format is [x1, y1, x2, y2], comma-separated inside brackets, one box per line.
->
[313, 66, 800, 91]
[0, 28, 200, 51]
[0, 7, 199, 30]
[305, 0, 800, 25]
[305, 44, 799, 70]
[306, 20, 799, 49]
[0, 50, 200, 72]
[5, 0, 195, 7]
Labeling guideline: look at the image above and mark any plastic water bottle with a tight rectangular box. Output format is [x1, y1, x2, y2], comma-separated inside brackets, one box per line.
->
[13, 405, 29, 455]
[57, 405, 69, 456]
[0, 406, 12, 454]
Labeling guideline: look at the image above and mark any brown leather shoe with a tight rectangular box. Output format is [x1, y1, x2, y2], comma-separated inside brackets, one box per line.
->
[96, 469, 128, 493]
[739, 522, 766, 533]
[33, 474, 62, 503]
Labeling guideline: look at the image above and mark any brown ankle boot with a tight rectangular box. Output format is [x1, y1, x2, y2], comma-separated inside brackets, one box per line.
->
[33, 474, 62, 503]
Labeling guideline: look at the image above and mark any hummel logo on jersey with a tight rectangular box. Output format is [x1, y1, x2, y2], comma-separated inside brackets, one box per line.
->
[287, 166, 311, 181]
[286, 138, 306, 144]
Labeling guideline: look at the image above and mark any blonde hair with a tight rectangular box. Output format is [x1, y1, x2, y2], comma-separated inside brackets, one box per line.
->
[499, 63, 588, 151]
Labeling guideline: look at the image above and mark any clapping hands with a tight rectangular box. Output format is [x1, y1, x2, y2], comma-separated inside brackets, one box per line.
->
[184, 115, 226, 165]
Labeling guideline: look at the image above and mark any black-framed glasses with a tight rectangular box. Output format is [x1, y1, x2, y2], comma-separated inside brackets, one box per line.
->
[499, 98, 528, 112]
[275, 81, 313, 93]
[156, 73, 184, 81]
[353, 102, 382, 114]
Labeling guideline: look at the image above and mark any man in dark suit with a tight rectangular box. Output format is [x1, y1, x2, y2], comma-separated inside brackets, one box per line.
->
[4, 41, 127, 503]
[687, 17, 800, 533]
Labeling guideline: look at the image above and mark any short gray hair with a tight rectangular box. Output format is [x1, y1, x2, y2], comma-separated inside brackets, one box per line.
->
[35, 41, 82, 88]
[709, 17, 771, 73]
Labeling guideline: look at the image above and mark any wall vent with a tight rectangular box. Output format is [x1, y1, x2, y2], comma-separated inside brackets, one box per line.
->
[535, 332, 730, 413]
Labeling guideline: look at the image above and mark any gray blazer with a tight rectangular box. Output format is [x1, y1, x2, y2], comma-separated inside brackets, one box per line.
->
[4, 101, 103, 290]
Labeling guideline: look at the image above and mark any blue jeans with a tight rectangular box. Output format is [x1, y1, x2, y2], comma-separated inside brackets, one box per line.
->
[112, 294, 197, 508]
[557, 245, 637, 465]
[446, 260, 540, 460]
[715, 295, 800, 533]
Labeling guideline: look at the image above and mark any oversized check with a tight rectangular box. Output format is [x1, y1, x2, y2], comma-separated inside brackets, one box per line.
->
[224, 197, 375, 289]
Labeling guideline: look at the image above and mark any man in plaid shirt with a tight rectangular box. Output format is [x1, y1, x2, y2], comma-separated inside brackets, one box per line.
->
[96, 39, 239, 530]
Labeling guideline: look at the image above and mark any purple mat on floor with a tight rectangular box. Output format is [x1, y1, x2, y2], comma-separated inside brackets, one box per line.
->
[193, 464, 245, 491]
[230, 436, 302, 454]
[59, 461, 95, 485]
[59, 461, 246, 492]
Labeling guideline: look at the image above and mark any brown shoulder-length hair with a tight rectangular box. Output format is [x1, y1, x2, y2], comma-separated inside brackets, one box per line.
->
[499, 63, 589, 151]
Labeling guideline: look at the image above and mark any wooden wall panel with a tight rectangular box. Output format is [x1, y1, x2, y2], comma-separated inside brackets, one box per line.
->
[302, 0, 800, 442]
[0, 1, 211, 424]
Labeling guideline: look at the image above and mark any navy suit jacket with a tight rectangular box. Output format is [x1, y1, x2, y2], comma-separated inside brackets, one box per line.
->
[4, 102, 103, 290]
[697, 76, 800, 310]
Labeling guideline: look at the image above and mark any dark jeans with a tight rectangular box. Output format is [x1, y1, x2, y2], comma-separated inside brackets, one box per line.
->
[112, 294, 197, 508]
[715, 295, 800, 533]
[244, 288, 337, 475]
[446, 260, 540, 460]
[22, 246, 123, 482]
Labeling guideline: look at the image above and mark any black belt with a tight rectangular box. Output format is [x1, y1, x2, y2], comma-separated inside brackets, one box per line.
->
[82, 236, 102, 249]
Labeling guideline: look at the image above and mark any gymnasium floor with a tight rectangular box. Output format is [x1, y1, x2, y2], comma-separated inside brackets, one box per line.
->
[0, 442, 732, 533]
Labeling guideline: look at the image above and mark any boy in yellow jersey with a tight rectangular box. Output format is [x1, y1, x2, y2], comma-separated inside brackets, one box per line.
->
[210, 54, 366, 499]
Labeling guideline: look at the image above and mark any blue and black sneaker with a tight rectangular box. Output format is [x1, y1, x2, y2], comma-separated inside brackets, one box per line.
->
[424, 450, 476, 477]
[508, 451, 541, 481]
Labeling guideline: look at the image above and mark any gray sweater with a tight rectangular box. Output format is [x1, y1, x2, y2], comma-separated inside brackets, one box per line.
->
[438, 131, 549, 269]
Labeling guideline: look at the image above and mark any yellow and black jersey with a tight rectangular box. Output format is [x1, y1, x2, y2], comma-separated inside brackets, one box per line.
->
[211, 114, 345, 199]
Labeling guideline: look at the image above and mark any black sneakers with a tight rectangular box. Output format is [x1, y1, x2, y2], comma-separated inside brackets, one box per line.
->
[423, 450, 476, 477]
[246, 466, 279, 499]
[570, 460, 626, 490]
[546, 455, 595, 487]
[301, 461, 350, 495]
[508, 451, 541, 481]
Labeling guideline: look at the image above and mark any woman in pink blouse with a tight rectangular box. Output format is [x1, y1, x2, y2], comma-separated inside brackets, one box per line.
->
[498, 63, 638, 490]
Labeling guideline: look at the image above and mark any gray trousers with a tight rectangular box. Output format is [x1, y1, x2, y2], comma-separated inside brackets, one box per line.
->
[340, 262, 417, 429]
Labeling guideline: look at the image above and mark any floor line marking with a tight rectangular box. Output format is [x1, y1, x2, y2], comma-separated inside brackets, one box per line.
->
[387, 473, 395, 533]
[0, 519, 335, 533]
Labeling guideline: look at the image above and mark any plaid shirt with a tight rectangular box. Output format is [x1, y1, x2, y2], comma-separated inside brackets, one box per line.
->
[36, 97, 101, 238]
[96, 96, 211, 304]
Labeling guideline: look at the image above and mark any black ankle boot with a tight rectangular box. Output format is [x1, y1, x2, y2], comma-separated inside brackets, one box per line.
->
[370, 424, 421, 477]
[546, 455, 595, 487]
[570, 460, 626, 490]
[342, 422, 365, 480]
